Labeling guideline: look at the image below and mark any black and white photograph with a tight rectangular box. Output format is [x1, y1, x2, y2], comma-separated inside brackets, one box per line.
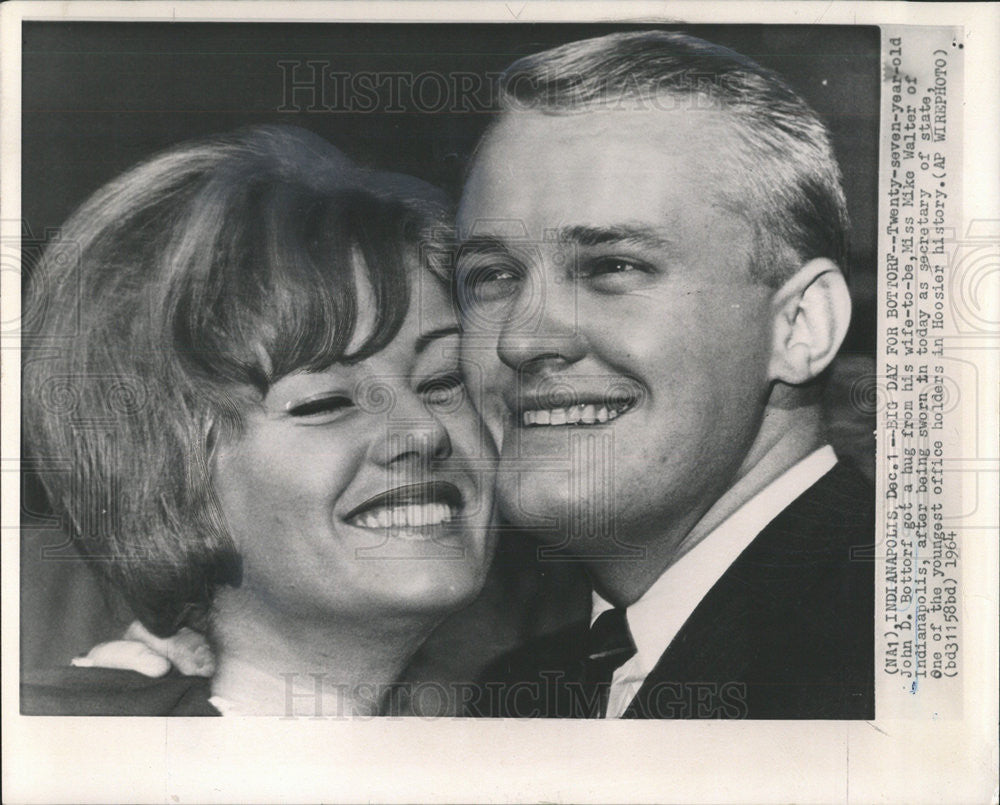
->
[2, 2, 997, 803]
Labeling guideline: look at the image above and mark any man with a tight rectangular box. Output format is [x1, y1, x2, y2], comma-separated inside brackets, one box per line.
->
[455, 30, 873, 719]
[70, 30, 874, 719]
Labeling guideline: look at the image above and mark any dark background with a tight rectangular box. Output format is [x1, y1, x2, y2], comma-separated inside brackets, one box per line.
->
[21, 22, 880, 692]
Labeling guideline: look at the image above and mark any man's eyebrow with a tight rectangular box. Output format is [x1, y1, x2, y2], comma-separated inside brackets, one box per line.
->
[455, 235, 511, 254]
[558, 224, 676, 252]
[415, 325, 461, 355]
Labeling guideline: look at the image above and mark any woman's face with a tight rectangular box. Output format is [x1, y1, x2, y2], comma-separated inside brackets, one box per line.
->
[211, 270, 496, 628]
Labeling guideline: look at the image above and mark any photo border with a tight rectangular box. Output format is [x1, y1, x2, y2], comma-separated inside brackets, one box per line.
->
[2, 3, 997, 803]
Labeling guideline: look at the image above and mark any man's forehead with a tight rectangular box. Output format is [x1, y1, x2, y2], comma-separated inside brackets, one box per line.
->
[501, 98, 725, 126]
[478, 105, 733, 156]
[457, 108, 739, 241]
[463, 107, 736, 177]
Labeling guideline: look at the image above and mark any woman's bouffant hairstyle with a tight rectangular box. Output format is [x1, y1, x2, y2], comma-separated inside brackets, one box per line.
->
[22, 125, 450, 636]
[495, 30, 849, 287]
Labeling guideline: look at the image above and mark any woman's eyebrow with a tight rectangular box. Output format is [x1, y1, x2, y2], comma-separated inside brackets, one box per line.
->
[415, 325, 461, 355]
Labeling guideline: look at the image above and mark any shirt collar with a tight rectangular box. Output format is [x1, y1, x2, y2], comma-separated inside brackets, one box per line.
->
[591, 445, 838, 677]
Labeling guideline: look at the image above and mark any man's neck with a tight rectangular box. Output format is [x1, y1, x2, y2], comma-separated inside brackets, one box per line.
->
[589, 405, 827, 608]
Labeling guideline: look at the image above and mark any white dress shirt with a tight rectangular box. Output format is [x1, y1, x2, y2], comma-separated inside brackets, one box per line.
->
[207, 695, 238, 716]
[591, 445, 838, 718]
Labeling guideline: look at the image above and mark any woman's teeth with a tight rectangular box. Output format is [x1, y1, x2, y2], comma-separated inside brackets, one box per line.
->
[522, 404, 623, 427]
[349, 502, 454, 530]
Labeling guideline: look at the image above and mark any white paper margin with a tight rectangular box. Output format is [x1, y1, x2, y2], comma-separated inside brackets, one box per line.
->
[2, 3, 997, 803]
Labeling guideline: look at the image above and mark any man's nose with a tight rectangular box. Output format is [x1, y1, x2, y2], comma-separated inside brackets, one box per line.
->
[496, 272, 587, 375]
[369, 387, 453, 469]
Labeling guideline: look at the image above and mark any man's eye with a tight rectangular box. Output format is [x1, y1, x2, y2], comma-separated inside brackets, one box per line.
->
[580, 256, 657, 292]
[286, 395, 353, 418]
[459, 262, 524, 304]
[587, 257, 647, 275]
[481, 266, 518, 282]
[418, 372, 466, 410]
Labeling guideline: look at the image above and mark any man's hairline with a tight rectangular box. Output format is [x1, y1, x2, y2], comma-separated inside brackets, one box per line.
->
[459, 106, 784, 286]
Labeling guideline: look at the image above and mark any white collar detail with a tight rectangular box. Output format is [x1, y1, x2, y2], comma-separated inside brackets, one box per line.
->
[591, 445, 838, 718]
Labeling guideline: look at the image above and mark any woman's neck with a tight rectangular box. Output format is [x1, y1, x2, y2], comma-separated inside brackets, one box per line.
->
[208, 593, 438, 717]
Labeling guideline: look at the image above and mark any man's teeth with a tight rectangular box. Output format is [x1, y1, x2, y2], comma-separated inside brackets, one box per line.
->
[350, 502, 454, 530]
[522, 404, 622, 427]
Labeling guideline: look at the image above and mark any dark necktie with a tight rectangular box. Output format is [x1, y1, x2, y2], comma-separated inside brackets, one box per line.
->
[581, 607, 637, 718]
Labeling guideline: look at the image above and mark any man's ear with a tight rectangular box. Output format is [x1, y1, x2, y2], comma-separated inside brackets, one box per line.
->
[768, 257, 851, 385]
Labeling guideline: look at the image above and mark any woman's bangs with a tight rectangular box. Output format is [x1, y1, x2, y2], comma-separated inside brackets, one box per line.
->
[177, 186, 420, 393]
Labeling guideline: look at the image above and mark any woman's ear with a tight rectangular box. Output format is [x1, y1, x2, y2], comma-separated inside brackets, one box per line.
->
[768, 257, 852, 385]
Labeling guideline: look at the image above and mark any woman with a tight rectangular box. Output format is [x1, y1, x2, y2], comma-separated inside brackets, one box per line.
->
[21, 125, 496, 716]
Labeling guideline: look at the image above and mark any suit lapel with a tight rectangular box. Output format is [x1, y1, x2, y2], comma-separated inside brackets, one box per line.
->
[622, 461, 873, 718]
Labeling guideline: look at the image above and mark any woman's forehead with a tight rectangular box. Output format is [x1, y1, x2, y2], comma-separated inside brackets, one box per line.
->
[382, 274, 457, 362]
[411, 268, 457, 327]
[345, 246, 456, 355]
[344, 259, 380, 355]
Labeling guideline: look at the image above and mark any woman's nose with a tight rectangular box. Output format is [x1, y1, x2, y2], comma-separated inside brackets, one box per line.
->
[368, 386, 453, 469]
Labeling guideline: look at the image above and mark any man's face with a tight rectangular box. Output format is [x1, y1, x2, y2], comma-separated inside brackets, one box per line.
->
[456, 108, 779, 558]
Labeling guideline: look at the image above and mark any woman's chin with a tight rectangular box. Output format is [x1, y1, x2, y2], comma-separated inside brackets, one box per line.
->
[369, 564, 490, 618]
[333, 522, 495, 615]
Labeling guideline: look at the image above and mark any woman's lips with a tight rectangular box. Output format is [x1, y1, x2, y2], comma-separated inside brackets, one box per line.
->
[343, 481, 464, 538]
[350, 502, 455, 531]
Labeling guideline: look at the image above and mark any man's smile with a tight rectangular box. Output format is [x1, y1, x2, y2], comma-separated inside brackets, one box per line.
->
[521, 400, 633, 427]
[508, 376, 644, 429]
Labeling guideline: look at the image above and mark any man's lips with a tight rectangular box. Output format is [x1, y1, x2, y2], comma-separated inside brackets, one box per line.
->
[343, 481, 464, 532]
[509, 384, 642, 428]
[520, 402, 629, 426]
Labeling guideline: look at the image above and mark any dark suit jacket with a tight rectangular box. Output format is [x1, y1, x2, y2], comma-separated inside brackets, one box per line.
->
[471, 461, 875, 719]
[21, 667, 220, 716]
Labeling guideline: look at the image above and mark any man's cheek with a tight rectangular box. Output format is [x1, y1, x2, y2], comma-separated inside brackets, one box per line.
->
[460, 359, 507, 449]
[457, 396, 499, 460]
[481, 395, 508, 451]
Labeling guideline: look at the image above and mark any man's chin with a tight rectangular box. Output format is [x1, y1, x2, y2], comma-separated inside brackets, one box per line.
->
[496, 476, 647, 561]
[495, 470, 567, 527]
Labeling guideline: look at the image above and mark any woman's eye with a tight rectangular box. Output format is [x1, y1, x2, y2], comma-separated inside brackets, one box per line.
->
[418, 372, 466, 410]
[286, 395, 353, 418]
